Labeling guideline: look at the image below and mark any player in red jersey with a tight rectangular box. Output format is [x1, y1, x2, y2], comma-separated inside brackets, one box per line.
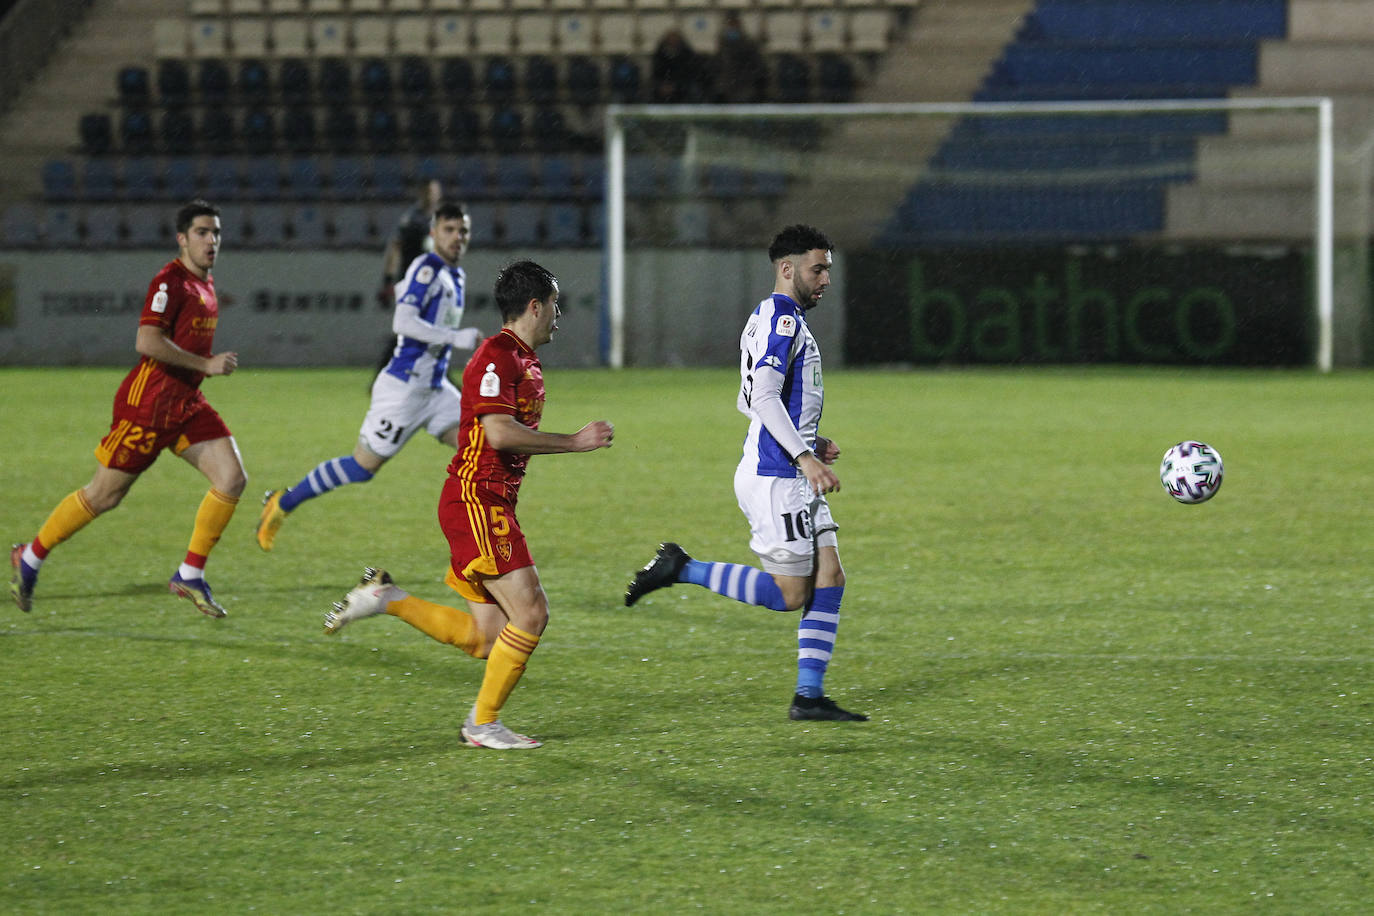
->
[10, 200, 247, 618]
[324, 261, 614, 750]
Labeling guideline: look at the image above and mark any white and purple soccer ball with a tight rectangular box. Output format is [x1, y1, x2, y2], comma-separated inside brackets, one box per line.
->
[1160, 441, 1224, 504]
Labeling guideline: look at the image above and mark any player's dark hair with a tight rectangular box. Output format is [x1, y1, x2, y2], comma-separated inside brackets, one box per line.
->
[768, 224, 832, 262]
[175, 199, 220, 235]
[494, 260, 558, 323]
[432, 199, 468, 223]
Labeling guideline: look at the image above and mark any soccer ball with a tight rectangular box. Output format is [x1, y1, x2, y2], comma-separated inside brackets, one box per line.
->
[1160, 441, 1224, 504]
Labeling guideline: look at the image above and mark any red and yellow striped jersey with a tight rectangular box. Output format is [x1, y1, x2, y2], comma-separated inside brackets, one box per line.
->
[113, 259, 218, 427]
[448, 329, 545, 494]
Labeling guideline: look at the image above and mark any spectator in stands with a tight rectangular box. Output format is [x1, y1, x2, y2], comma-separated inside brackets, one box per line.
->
[713, 12, 767, 104]
[650, 28, 706, 104]
[382, 177, 442, 296]
[375, 178, 443, 370]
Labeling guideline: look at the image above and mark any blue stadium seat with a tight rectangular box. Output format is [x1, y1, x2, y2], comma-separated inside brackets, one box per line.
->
[331, 203, 378, 248]
[539, 155, 576, 198]
[279, 59, 312, 107]
[282, 106, 316, 154]
[372, 155, 406, 200]
[585, 201, 604, 244]
[79, 114, 113, 156]
[817, 55, 854, 103]
[608, 57, 640, 103]
[493, 154, 538, 197]
[484, 57, 517, 104]
[200, 108, 235, 153]
[44, 207, 80, 246]
[84, 205, 122, 247]
[122, 157, 160, 200]
[565, 57, 602, 106]
[329, 155, 368, 200]
[406, 107, 442, 153]
[243, 158, 280, 198]
[545, 202, 584, 246]
[531, 106, 568, 151]
[291, 204, 328, 247]
[238, 59, 271, 103]
[323, 106, 359, 152]
[489, 105, 524, 153]
[774, 55, 810, 104]
[161, 109, 196, 156]
[216, 203, 250, 246]
[399, 57, 433, 103]
[158, 59, 191, 107]
[81, 158, 118, 201]
[120, 111, 155, 155]
[359, 58, 392, 103]
[117, 65, 151, 107]
[240, 108, 276, 155]
[198, 59, 231, 105]
[42, 159, 78, 201]
[447, 106, 482, 152]
[624, 155, 662, 198]
[125, 204, 167, 247]
[164, 157, 198, 200]
[364, 107, 400, 153]
[203, 157, 241, 200]
[250, 203, 289, 246]
[579, 155, 605, 199]
[285, 157, 323, 199]
[452, 155, 489, 199]
[318, 59, 353, 106]
[525, 56, 558, 104]
[502, 202, 543, 246]
[440, 58, 474, 98]
[2, 203, 42, 247]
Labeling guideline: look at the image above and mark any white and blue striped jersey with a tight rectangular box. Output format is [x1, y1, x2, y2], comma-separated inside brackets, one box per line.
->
[384, 252, 466, 389]
[737, 293, 824, 478]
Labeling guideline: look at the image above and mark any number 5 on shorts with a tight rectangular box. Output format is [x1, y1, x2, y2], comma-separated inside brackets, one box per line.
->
[489, 506, 510, 536]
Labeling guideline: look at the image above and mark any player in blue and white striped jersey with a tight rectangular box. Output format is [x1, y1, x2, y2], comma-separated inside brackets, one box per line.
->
[626, 224, 867, 722]
[255, 200, 485, 552]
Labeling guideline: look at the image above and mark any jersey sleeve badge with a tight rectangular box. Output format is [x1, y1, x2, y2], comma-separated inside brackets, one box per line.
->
[775, 314, 796, 337]
[151, 283, 169, 314]
[479, 362, 501, 397]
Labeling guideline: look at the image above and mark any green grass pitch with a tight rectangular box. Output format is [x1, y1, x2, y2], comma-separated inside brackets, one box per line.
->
[2, 365, 1371, 913]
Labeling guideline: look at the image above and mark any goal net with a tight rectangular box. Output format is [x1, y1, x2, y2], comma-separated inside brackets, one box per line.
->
[604, 99, 1369, 371]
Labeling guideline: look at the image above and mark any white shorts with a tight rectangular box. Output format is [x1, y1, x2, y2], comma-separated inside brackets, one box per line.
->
[733, 460, 839, 577]
[357, 372, 463, 460]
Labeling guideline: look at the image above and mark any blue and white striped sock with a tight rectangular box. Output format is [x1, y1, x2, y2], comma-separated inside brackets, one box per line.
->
[279, 456, 375, 512]
[796, 586, 843, 698]
[681, 559, 791, 612]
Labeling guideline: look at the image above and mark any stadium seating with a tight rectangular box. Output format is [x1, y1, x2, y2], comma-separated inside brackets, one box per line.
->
[40, 0, 904, 248]
[883, 0, 1289, 245]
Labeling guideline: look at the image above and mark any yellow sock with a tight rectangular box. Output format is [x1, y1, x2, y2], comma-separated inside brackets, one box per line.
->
[35, 490, 98, 554]
[186, 488, 238, 558]
[472, 624, 540, 725]
[386, 596, 483, 657]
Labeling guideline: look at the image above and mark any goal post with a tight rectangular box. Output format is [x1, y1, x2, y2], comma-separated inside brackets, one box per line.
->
[604, 98, 1354, 372]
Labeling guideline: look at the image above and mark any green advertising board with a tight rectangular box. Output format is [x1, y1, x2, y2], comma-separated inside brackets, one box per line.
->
[846, 248, 1310, 366]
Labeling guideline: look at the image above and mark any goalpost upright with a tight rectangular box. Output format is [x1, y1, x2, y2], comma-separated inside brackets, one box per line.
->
[604, 98, 1338, 372]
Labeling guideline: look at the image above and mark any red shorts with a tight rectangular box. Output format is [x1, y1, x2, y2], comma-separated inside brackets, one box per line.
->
[95, 400, 232, 473]
[438, 476, 533, 605]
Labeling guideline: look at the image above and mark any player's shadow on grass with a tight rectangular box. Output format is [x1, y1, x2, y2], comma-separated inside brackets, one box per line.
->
[0, 737, 459, 793]
[8, 579, 354, 609]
